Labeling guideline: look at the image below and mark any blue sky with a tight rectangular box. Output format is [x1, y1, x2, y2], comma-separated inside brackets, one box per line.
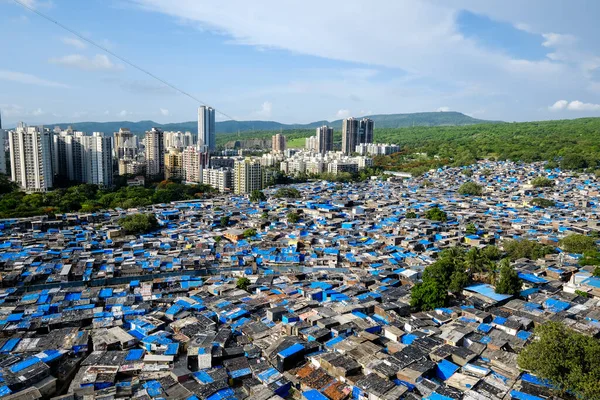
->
[2, 0, 600, 126]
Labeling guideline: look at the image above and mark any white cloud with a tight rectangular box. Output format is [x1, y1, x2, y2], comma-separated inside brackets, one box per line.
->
[0, 104, 24, 117]
[335, 109, 351, 119]
[436, 106, 451, 112]
[13, 0, 53, 8]
[32, 108, 45, 116]
[118, 110, 131, 117]
[131, 0, 600, 121]
[49, 54, 123, 71]
[256, 101, 272, 118]
[104, 110, 110, 115]
[549, 100, 600, 112]
[0, 69, 69, 88]
[566, 100, 600, 111]
[542, 33, 577, 48]
[548, 100, 568, 111]
[61, 37, 87, 49]
[160, 108, 170, 116]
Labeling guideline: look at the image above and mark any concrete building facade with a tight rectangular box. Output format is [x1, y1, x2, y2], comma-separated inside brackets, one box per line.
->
[8, 123, 53, 192]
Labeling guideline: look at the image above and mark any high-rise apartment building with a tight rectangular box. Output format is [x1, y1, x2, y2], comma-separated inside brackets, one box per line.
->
[145, 127, 165, 180]
[8, 123, 53, 192]
[114, 128, 137, 160]
[198, 106, 216, 152]
[164, 131, 194, 150]
[271, 133, 287, 153]
[182, 146, 209, 184]
[202, 168, 233, 192]
[341, 117, 360, 155]
[234, 158, 263, 194]
[305, 136, 317, 152]
[359, 118, 374, 144]
[53, 130, 113, 186]
[316, 125, 334, 155]
[165, 148, 183, 181]
[80, 132, 113, 187]
[119, 159, 145, 176]
[0, 111, 7, 175]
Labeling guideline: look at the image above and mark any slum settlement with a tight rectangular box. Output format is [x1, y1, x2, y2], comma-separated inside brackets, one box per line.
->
[0, 161, 599, 400]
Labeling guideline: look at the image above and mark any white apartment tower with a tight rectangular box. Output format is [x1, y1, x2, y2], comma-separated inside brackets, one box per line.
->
[9, 123, 53, 192]
[234, 158, 263, 194]
[341, 117, 359, 155]
[316, 125, 334, 155]
[272, 133, 286, 153]
[145, 127, 165, 179]
[81, 132, 113, 187]
[359, 118, 374, 144]
[198, 106, 216, 152]
[0, 111, 7, 175]
[182, 146, 209, 184]
[114, 128, 137, 160]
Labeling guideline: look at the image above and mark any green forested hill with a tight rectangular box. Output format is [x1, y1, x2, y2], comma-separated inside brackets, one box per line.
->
[28, 111, 493, 134]
[217, 117, 600, 175]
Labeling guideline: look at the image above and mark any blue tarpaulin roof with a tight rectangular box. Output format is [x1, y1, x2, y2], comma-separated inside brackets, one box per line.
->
[278, 343, 304, 358]
[464, 284, 512, 302]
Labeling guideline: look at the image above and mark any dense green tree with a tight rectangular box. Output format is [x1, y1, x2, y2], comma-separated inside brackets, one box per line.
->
[579, 252, 600, 266]
[425, 207, 448, 222]
[406, 210, 417, 219]
[0, 174, 17, 195]
[250, 190, 267, 203]
[503, 239, 556, 261]
[448, 270, 470, 294]
[236, 277, 251, 291]
[530, 198, 555, 208]
[495, 259, 522, 295]
[410, 279, 449, 311]
[220, 216, 230, 227]
[287, 212, 301, 224]
[481, 245, 501, 261]
[518, 321, 600, 399]
[465, 223, 477, 235]
[118, 214, 159, 235]
[561, 154, 588, 170]
[273, 187, 301, 199]
[560, 234, 597, 254]
[458, 182, 483, 196]
[531, 177, 555, 187]
[243, 228, 257, 238]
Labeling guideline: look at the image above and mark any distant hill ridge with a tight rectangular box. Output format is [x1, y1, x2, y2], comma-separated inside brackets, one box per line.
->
[28, 111, 498, 134]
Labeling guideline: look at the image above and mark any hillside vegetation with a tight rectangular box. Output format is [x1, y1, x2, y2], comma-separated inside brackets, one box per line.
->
[30, 111, 492, 135]
[216, 117, 600, 175]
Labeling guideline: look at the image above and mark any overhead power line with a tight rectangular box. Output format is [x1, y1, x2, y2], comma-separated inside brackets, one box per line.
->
[12, 0, 240, 123]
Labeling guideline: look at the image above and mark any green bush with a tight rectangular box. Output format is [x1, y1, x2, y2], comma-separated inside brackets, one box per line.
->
[118, 213, 159, 235]
[236, 277, 251, 291]
[560, 234, 597, 254]
[503, 239, 556, 261]
[530, 198, 555, 208]
[465, 223, 477, 235]
[531, 176, 555, 187]
[273, 188, 301, 199]
[518, 322, 600, 399]
[243, 229, 257, 238]
[458, 181, 483, 196]
[495, 259, 522, 295]
[425, 207, 447, 222]
[287, 212, 301, 224]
